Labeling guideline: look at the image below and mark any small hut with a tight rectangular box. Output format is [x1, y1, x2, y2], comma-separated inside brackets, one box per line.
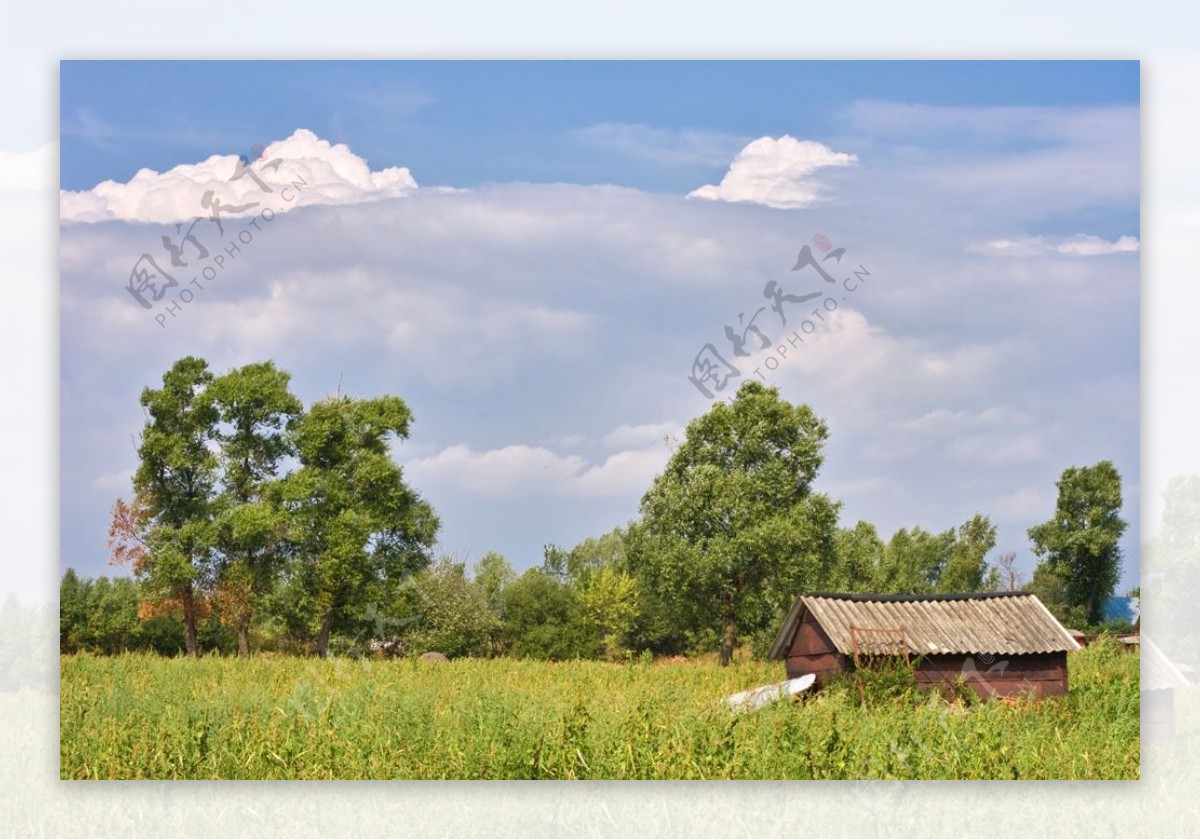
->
[767, 592, 1081, 699]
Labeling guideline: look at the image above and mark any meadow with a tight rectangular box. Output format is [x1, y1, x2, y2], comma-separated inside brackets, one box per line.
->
[60, 643, 1139, 780]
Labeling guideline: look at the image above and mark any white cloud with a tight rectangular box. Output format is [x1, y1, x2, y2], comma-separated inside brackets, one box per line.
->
[406, 420, 680, 498]
[974, 234, 1140, 257]
[602, 421, 685, 450]
[688, 135, 857, 209]
[60, 129, 419, 224]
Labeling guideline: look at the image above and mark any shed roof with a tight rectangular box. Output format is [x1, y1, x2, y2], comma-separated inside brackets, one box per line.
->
[767, 592, 1082, 659]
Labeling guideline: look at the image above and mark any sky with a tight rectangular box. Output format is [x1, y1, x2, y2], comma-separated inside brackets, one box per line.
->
[58, 60, 1141, 593]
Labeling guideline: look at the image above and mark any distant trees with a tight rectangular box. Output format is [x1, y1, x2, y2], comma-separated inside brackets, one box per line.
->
[828, 514, 999, 595]
[1028, 461, 1127, 625]
[75, 357, 1130, 661]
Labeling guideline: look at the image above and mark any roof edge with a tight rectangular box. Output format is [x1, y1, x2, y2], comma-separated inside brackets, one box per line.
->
[803, 591, 1032, 603]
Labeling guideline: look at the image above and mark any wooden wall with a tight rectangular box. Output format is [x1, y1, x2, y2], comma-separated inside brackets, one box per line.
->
[785, 611, 850, 683]
[914, 652, 1068, 699]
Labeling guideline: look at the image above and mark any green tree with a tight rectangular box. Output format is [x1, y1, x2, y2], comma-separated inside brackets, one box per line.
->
[876, 526, 955, 594]
[120, 357, 220, 656]
[499, 568, 588, 660]
[205, 361, 302, 656]
[627, 381, 838, 665]
[402, 557, 500, 658]
[59, 569, 91, 653]
[280, 395, 439, 657]
[576, 565, 642, 660]
[1025, 561, 1088, 629]
[473, 551, 517, 612]
[84, 577, 141, 654]
[1028, 461, 1128, 625]
[936, 514, 998, 593]
[830, 521, 886, 592]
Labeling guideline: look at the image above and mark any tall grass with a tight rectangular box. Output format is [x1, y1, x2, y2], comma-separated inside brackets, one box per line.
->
[60, 646, 1138, 780]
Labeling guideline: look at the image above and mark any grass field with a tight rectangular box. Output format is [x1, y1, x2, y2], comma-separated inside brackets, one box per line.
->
[60, 643, 1139, 780]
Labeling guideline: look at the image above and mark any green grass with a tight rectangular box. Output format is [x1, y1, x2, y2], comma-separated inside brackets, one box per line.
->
[60, 644, 1139, 780]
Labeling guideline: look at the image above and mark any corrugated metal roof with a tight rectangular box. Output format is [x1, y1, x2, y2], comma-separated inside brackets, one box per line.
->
[768, 592, 1081, 659]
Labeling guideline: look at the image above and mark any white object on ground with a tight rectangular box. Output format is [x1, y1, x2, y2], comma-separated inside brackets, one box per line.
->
[723, 673, 816, 712]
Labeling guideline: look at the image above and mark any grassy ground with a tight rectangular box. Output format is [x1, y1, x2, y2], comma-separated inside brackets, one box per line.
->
[60, 643, 1139, 780]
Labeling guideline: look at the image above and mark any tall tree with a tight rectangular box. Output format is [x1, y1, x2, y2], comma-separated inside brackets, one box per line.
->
[627, 381, 838, 665]
[280, 395, 439, 657]
[117, 357, 219, 656]
[205, 362, 302, 656]
[1028, 461, 1127, 625]
[936, 514, 997, 593]
[876, 526, 956, 594]
[831, 521, 886, 592]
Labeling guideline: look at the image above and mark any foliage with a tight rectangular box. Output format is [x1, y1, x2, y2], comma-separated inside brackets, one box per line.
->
[278, 395, 440, 657]
[1024, 563, 1089, 629]
[401, 557, 501, 659]
[1028, 461, 1128, 624]
[627, 381, 838, 665]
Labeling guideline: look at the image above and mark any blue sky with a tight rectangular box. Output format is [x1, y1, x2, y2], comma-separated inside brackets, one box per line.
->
[59, 60, 1140, 592]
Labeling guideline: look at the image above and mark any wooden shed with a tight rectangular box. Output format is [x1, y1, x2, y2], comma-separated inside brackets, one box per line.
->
[767, 592, 1082, 699]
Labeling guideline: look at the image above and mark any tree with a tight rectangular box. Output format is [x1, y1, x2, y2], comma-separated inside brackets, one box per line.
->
[627, 380, 838, 665]
[118, 357, 220, 656]
[401, 556, 500, 658]
[830, 521, 886, 592]
[473, 551, 517, 611]
[1028, 461, 1128, 625]
[279, 395, 439, 657]
[1025, 561, 1087, 629]
[876, 526, 955, 594]
[59, 569, 90, 653]
[936, 514, 997, 593]
[576, 566, 641, 660]
[499, 568, 588, 660]
[205, 361, 302, 656]
[993, 551, 1023, 591]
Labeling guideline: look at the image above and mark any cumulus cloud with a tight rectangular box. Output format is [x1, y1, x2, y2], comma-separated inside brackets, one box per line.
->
[60, 129, 419, 224]
[974, 234, 1140, 257]
[688, 136, 857, 209]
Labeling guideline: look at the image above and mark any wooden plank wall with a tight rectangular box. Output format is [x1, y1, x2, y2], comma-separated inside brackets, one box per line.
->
[786, 611, 850, 682]
[915, 653, 1068, 698]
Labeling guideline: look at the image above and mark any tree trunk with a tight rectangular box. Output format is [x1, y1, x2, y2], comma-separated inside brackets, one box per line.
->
[181, 588, 199, 658]
[236, 613, 251, 658]
[719, 614, 735, 667]
[315, 608, 334, 658]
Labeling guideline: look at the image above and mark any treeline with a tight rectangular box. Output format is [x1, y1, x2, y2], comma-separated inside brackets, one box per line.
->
[61, 512, 1007, 660]
[66, 365, 1130, 660]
